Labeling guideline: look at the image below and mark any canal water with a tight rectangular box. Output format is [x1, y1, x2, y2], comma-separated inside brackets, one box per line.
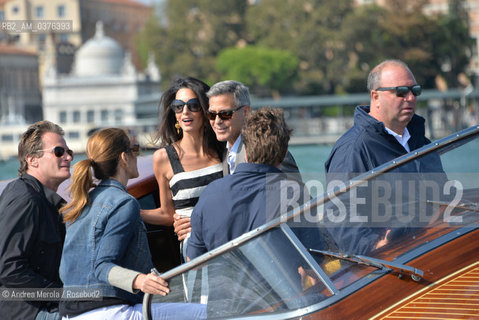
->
[0, 144, 335, 182]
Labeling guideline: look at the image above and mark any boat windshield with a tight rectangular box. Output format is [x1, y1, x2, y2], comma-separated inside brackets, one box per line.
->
[145, 126, 479, 320]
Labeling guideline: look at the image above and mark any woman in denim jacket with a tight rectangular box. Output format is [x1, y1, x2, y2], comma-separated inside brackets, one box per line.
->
[59, 128, 205, 320]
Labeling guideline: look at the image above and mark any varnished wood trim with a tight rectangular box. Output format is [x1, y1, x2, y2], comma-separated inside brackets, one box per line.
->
[370, 261, 479, 319]
[127, 174, 157, 199]
[302, 229, 479, 320]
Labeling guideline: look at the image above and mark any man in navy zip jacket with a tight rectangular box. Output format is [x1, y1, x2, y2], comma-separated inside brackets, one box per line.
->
[325, 59, 440, 174]
[324, 59, 445, 254]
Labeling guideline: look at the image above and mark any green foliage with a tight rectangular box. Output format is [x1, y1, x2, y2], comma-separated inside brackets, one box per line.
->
[139, 0, 474, 95]
[431, 1, 474, 88]
[140, 0, 248, 87]
[337, 4, 389, 92]
[246, 0, 354, 94]
[339, 0, 473, 92]
[216, 46, 299, 96]
[135, 16, 160, 69]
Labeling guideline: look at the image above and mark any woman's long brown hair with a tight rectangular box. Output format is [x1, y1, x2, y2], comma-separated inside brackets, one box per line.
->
[60, 128, 131, 224]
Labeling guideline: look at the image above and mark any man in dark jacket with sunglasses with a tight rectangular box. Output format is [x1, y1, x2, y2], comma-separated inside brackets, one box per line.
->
[324, 59, 445, 255]
[0, 121, 73, 320]
[325, 59, 435, 175]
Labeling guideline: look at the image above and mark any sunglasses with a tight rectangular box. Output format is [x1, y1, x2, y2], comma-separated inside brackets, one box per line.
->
[170, 98, 201, 113]
[127, 144, 140, 156]
[376, 85, 422, 97]
[40, 146, 74, 159]
[207, 105, 245, 121]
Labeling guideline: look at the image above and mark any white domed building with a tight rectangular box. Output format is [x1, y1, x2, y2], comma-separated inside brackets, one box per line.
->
[74, 24, 125, 77]
[42, 21, 161, 152]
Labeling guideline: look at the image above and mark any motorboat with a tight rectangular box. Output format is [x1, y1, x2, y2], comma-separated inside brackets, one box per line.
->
[139, 125, 479, 319]
[1, 125, 478, 319]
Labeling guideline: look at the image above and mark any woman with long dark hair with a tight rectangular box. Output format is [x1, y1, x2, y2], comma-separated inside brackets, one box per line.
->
[141, 77, 225, 260]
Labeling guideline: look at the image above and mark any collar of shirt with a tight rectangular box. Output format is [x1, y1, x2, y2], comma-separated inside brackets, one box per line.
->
[227, 134, 242, 174]
[22, 174, 66, 208]
[385, 126, 411, 152]
[234, 162, 282, 174]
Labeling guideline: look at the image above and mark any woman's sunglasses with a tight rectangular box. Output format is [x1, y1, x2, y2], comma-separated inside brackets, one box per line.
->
[40, 146, 74, 159]
[376, 85, 422, 97]
[170, 98, 201, 113]
[207, 105, 245, 121]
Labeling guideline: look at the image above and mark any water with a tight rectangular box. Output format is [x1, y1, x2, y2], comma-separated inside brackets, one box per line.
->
[2, 137, 478, 182]
[0, 156, 20, 180]
[289, 144, 333, 173]
[0, 144, 334, 181]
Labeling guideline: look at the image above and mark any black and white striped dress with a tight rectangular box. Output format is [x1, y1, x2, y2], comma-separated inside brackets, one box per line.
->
[165, 145, 223, 258]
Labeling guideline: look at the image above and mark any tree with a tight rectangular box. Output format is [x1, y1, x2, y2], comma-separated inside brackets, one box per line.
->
[139, 0, 248, 86]
[138, 0, 473, 95]
[379, 0, 443, 88]
[339, 0, 473, 92]
[431, 0, 474, 88]
[246, 0, 354, 94]
[216, 46, 299, 97]
[135, 15, 161, 70]
[337, 4, 390, 92]
[339, 0, 441, 91]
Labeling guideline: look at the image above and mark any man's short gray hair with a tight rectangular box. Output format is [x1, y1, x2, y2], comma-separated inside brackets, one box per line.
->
[367, 59, 413, 91]
[207, 80, 251, 108]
